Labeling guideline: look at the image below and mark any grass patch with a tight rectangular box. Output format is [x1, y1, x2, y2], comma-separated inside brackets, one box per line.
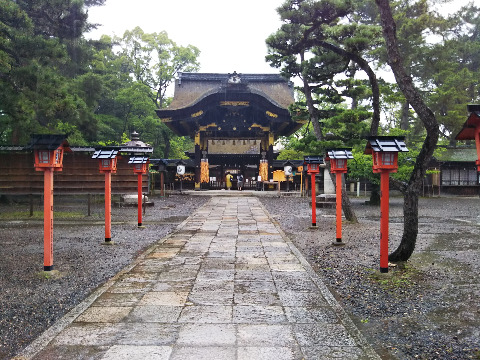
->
[36, 270, 64, 280]
[369, 263, 419, 291]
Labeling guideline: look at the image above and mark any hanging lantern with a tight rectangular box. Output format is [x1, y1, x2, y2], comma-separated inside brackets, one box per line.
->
[259, 159, 268, 181]
[176, 159, 186, 175]
[200, 158, 209, 183]
[284, 160, 293, 176]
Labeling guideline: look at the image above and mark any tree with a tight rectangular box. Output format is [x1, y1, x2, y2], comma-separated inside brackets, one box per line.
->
[267, 0, 386, 222]
[90, 30, 199, 157]
[118, 27, 200, 109]
[269, 0, 384, 136]
[0, 0, 106, 145]
[375, 0, 439, 262]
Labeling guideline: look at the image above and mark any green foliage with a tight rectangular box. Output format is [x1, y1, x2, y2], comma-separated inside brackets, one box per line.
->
[116, 26, 200, 108]
[346, 150, 377, 183]
[277, 148, 305, 160]
[169, 136, 193, 159]
[0, 3, 199, 159]
[268, 0, 480, 192]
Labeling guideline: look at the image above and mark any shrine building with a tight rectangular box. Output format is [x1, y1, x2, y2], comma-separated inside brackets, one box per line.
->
[156, 72, 303, 189]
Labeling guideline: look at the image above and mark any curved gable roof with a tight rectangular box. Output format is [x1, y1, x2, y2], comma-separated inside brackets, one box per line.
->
[156, 72, 301, 138]
[164, 72, 294, 111]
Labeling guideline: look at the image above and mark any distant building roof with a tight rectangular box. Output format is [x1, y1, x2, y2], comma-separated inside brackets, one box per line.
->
[434, 147, 477, 163]
[455, 109, 480, 141]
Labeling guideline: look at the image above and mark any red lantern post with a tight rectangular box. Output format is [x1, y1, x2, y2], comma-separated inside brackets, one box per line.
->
[326, 149, 353, 246]
[304, 156, 323, 227]
[129, 156, 149, 227]
[92, 149, 118, 243]
[365, 137, 408, 273]
[31, 134, 68, 271]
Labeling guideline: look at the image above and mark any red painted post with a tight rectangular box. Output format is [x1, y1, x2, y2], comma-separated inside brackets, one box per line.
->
[335, 172, 342, 243]
[105, 171, 112, 242]
[380, 170, 390, 273]
[137, 173, 143, 227]
[311, 173, 316, 227]
[43, 168, 54, 271]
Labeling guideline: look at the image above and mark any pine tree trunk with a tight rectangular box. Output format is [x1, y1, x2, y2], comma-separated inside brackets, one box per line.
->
[300, 52, 323, 141]
[390, 187, 418, 261]
[341, 186, 358, 223]
[400, 101, 410, 130]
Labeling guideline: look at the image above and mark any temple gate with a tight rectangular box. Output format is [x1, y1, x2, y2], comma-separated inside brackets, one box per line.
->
[156, 72, 303, 189]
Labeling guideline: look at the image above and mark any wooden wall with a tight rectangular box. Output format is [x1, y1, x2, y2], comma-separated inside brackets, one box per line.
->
[0, 151, 148, 195]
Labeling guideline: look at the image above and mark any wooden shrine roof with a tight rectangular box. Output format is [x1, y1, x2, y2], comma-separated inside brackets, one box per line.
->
[166, 72, 294, 110]
[455, 110, 480, 141]
[156, 72, 302, 138]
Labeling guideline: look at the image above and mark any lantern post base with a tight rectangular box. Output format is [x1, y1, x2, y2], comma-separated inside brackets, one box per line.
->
[103, 238, 114, 245]
[332, 238, 345, 246]
[43, 265, 54, 272]
[380, 267, 388, 273]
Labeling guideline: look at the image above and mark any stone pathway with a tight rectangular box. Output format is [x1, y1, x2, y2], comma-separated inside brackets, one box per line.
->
[20, 197, 379, 360]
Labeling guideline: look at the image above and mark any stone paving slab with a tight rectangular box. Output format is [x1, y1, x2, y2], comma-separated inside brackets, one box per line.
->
[19, 196, 380, 360]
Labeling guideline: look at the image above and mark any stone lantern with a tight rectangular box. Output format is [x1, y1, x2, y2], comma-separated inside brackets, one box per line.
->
[326, 148, 353, 246]
[30, 134, 69, 271]
[304, 155, 323, 227]
[92, 148, 119, 243]
[365, 136, 408, 273]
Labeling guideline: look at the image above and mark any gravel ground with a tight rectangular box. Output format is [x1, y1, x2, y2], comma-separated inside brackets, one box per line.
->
[260, 195, 480, 360]
[0, 194, 209, 360]
[1, 193, 479, 359]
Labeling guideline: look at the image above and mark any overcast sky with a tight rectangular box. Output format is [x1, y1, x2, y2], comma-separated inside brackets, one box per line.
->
[86, 0, 473, 76]
[86, 0, 285, 74]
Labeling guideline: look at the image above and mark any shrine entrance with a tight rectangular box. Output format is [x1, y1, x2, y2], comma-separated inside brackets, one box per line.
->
[156, 72, 303, 189]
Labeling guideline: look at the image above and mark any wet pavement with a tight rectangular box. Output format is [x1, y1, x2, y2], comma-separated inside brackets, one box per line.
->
[18, 196, 380, 360]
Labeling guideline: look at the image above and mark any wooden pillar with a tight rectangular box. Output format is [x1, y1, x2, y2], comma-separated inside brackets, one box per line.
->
[335, 172, 343, 244]
[310, 173, 316, 227]
[87, 194, 91, 216]
[137, 173, 143, 227]
[267, 132, 274, 181]
[380, 170, 390, 273]
[194, 131, 201, 190]
[43, 168, 54, 271]
[160, 171, 165, 196]
[104, 172, 112, 243]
